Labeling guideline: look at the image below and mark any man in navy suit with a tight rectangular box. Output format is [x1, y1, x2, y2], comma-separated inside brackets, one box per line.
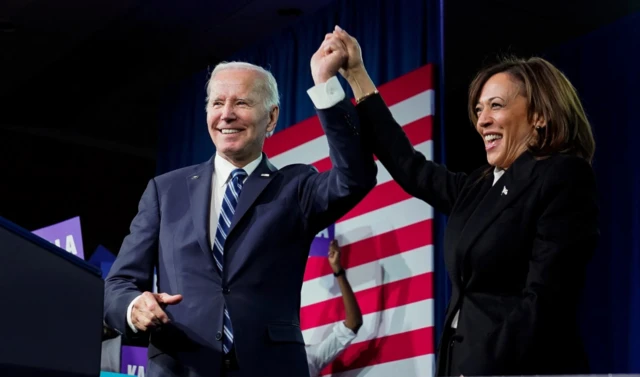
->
[103, 34, 376, 376]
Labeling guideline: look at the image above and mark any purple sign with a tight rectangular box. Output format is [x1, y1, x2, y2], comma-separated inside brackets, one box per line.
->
[120, 346, 147, 376]
[309, 224, 335, 257]
[32, 216, 85, 260]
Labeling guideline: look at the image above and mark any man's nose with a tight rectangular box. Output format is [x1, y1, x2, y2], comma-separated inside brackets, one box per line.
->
[221, 103, 236, 121]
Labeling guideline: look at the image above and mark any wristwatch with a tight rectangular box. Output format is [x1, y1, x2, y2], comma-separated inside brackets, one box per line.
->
[333, 269, 345, 277]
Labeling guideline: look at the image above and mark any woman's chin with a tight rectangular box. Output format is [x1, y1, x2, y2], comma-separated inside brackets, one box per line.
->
[486, 152, 501, 167]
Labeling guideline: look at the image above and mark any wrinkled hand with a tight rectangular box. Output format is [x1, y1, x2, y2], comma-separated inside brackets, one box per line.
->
[328, 239, 342, 274]
[310, 31, 348, 85]
[331, 26, 365, 82]
[131, 291, 183, 332]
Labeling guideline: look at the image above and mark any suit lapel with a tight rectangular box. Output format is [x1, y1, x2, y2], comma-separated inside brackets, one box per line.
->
[226, 154, 278, 280]
[186, 157, 216, 268]
[228, 154, 277, 236]
[455, 152, 538, 280]
[446, 174, 493, 283]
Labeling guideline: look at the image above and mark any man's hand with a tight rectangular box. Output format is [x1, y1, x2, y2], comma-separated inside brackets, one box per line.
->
[328, 239, 343, 274]
[131, 291, 183, 332]
[332, 26, 366, 83]
[310, 31, 348, 85]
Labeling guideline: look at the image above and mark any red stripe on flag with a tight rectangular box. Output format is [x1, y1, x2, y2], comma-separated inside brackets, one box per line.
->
[263, 64, 434, 159]
[263, 116, 324, 158]
[303, 220, 433, 282]
[376, 64, 434, 108]
[339, 182, 411, 222]
[300, 273, 433, 330]
[310, 155, 332, 173]
[402, 115, 433, 148]
[320, 326, 435, 375]
[311, 116, 433, 172]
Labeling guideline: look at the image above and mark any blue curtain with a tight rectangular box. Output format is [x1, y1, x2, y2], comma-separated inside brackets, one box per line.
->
[157, 0, 439, 173]
[542, 12, 640, 373]
[156, 0, 448, 352]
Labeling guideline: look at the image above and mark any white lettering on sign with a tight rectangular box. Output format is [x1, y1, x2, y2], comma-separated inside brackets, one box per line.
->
[50, 235, 77, 255]
[65, 235, 77, 255]
[127, 365, 145, 377]
[315, 228, 329, 238]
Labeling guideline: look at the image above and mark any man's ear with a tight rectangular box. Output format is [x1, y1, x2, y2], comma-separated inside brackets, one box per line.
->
[266, 106, 279, 133]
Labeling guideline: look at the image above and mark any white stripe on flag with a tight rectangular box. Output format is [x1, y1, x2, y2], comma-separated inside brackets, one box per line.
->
[335, 198, 433, 247]
[390, 90, 436, 126]
[301, 245, 433, 307]
[268, 90, 434, 166]
[302, 299, 434, 345]
[375, 140, 433, 185]
[327, 354, 436, 377]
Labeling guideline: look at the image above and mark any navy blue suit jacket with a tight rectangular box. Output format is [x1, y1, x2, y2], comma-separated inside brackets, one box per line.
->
[104, 98, 377, 377]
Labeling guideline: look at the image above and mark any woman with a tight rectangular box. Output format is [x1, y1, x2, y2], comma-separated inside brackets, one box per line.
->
[329, 27, 598, 376]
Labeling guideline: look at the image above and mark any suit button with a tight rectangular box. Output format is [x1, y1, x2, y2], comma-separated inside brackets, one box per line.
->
[223, 287, 230, 294]
[215, 331, 222, 341]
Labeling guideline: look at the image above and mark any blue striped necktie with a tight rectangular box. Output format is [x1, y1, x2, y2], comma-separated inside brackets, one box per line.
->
[213, 168, 247, 354]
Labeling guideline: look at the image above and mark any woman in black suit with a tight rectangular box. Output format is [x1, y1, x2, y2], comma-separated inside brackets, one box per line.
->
[329, 27, 598, 376]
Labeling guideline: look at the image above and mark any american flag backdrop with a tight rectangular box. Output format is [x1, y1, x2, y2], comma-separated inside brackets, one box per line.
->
[264, 64, 436, 377]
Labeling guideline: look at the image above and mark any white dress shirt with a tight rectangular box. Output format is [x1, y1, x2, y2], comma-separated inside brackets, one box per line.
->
[126, 153, 262, 333]
[451, 166, 505, 329]
[306, 321, 357, 376]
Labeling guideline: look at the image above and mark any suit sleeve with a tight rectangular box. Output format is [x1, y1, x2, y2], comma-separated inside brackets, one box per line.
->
[298, 97, 378, 234]
[356, 93, 467, 215]
[459, 157, 599, 374]
[103, 179, 159, 337]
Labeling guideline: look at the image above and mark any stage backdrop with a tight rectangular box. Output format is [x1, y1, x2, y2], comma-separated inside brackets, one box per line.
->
[264, 65, 435, 376]
[542, 11, 640, 373]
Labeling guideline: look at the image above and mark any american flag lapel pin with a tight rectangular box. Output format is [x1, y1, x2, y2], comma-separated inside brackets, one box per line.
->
[261, 173, 270, 177]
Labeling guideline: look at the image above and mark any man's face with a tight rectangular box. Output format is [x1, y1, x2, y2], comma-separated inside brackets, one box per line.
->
[206, 68, 278, 166]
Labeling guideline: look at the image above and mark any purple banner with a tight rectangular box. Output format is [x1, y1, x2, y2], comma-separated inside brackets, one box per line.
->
[120, 346, 147, 376]
[309, 224, 335, 257]
[32, 216, 85, 260]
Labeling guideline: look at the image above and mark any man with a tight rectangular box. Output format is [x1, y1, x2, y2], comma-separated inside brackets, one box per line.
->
[306, 240, 363, 376]
[103, 36, 377, 377]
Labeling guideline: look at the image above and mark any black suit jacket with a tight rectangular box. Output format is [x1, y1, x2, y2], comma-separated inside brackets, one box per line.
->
[356, 94, 598, 376]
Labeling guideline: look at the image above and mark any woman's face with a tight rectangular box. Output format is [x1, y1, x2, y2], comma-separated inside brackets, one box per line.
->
[474, 72, 534, 168]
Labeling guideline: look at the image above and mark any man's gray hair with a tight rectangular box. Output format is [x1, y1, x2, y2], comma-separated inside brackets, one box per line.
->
[205, 61, 280, 136]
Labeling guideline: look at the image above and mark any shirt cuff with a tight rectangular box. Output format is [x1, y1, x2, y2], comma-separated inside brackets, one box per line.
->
[307, 76, 346, 109]
[127, 295, 143, 333]
[335, 321, 357, 344]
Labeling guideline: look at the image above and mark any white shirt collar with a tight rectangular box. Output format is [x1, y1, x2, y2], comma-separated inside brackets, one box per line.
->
[214, 153, 263, 187]
[492, 166, 506, 186]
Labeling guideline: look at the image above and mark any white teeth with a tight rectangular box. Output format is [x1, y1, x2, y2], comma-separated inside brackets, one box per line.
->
[221, 129, 241, 134]
[484, 134, 502, 142]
